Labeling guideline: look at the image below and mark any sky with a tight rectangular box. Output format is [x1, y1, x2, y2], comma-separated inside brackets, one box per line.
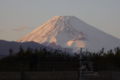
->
[0, 0, 120, 41]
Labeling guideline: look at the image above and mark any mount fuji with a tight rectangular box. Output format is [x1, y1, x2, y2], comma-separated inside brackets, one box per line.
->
[18, 16, 120, 51]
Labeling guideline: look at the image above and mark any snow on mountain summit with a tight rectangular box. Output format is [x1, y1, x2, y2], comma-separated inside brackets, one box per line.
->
[18, 16, 120, 51]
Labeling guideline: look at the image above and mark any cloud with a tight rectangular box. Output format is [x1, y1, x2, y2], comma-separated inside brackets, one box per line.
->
[13, 26, 29, 32]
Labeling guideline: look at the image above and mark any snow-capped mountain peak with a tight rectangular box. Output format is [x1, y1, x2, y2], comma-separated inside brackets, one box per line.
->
[18, 16, 120, 51]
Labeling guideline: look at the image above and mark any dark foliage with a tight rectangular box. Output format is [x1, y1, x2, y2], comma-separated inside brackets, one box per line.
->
[81, 47, 120, 71]
[1, 46, 120, 72]
[0, 47, 80, 71]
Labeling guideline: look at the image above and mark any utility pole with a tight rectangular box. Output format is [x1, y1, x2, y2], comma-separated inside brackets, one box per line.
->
[79, 48, 83, 80]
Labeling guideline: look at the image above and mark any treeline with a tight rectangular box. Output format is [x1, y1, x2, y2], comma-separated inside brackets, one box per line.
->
[81, 47, 120, 71]
[0, 46, 80, 71]
[0, 46, 120, 72]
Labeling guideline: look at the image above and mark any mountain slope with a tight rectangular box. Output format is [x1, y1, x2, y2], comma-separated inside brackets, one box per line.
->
[18, 16, 120, 51]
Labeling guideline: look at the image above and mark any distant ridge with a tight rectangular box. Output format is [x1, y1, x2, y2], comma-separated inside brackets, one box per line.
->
[0, 40, 73, 57]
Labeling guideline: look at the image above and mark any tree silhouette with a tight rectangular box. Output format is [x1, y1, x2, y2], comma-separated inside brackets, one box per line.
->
[9, 48, 13, 56]
[17, 46, 25, 56]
